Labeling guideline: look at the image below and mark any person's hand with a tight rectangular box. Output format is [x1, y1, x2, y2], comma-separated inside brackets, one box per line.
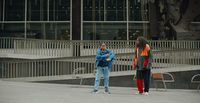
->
[106, 58, 111, 61]
[143, 59, 149, 68]
[143, 67, 147, 70]
[131, 65, 136, 70]
[106, 54, 110, 57]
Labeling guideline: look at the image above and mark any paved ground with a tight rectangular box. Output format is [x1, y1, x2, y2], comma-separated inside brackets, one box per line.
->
[0, 80, 199, 103]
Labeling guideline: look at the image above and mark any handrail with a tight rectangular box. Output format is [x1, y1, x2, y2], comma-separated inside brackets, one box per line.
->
[1, 37, 200, 58]
[0, 50, 200, 79]
[0, 38, 200, 79]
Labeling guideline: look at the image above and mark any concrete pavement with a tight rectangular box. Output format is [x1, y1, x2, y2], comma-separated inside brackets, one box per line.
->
[0, 80, 199, 103]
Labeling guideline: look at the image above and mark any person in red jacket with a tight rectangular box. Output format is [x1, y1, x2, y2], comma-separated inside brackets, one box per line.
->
[133, 36, 153, 95]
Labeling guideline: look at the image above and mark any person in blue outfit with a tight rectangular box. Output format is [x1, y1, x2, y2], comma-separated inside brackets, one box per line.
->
[92, 43, 115, 94]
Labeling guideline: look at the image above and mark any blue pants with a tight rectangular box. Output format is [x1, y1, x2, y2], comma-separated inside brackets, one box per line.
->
[94, 66, 110, 90]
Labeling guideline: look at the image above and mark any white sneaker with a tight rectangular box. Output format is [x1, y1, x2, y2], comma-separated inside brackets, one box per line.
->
[144, 92, 149, 95]
[135, 91, 143, 95]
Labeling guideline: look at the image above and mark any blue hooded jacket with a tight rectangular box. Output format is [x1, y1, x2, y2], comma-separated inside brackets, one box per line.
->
[96, 48, 115, 71]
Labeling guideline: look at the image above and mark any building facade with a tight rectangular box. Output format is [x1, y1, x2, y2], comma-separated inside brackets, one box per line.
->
[2, 0, 199, 40]
[0, 0, 151, 40]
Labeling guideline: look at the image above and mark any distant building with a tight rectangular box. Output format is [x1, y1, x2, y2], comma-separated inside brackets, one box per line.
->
[0, 0, 199, 40]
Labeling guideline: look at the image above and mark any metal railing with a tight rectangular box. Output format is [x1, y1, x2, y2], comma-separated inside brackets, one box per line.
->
[0, 37, 200, 79]
[0, 37, 15, 53]
[0, 37, 200, 57]
[0, 50, 200, 79]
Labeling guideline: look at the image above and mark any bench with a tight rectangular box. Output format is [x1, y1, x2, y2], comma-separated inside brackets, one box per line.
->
[191, 74, 200, 92]
[152, 73, 175, 91]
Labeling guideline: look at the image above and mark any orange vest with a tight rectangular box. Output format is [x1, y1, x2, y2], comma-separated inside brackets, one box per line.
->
[134, 44, 150, 66]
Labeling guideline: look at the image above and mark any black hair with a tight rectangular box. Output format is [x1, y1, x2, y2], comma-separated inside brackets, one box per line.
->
[137, 36, 149, 49]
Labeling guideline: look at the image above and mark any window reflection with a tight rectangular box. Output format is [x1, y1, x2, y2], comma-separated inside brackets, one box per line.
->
[0, 1, 3, 21]
[26, 23, 70, 40]
[27, 0, 47, 21]
[49, 0, 70, 21]
[83, 23, 127, 40]
[83, 0, 150, 40]
[129, 23, 150, 40]
[1, 0, 71, 40]
[129, 0, 149, 21]
[83, 0, 126, 21]
[5, 0, 25, 21]
[0, 23, 25, 38]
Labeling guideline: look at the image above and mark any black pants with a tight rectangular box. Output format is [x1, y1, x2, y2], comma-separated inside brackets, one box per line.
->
[136, 69, 151, 92]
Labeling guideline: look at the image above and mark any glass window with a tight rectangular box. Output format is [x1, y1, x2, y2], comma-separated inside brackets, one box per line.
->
[106, 0, 126, 21]
[45, 23, 70, 40]
[0, 24, 3, 37]
[0, 0, 3, 21]
[117, 0, 126, 21]
[26, 23, 44, 39]
[45, 23, 56, 39]
[129, 23, 150, 40]
[83, 0, 91, 21]
[49, 0, 70, 21]
[27, 0, 47, 21]
[5, 0, 25, 21]
[129, 0, 149, 21]
[83, 23, 127, 40]
[0, 23, 25, 37]
[83, 0, 126, 21]
[56, 23, 70, 40]
[83, 0, 103, 21]
[26, 23, 70, 40]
